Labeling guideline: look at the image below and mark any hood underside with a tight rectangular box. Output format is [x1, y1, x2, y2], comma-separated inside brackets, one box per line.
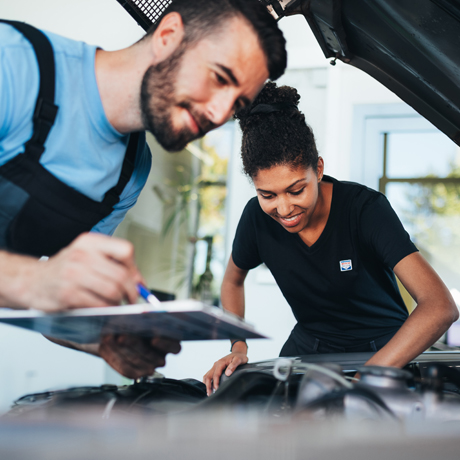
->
[271, 0, 460, 146]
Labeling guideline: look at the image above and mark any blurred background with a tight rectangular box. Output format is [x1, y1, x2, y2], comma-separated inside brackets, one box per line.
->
[1, 0, 459, 414]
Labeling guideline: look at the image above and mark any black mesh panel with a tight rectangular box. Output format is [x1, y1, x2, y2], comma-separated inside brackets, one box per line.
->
[116, 0, 173, 31]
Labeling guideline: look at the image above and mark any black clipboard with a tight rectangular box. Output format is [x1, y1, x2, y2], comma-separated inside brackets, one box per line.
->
[0, 300, 267, 344]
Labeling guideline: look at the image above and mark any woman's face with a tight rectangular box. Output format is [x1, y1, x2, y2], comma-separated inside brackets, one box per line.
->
[253, 160, 323, 234]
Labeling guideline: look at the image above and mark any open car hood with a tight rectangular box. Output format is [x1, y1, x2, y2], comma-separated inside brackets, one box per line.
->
[267, 0, 460, 146]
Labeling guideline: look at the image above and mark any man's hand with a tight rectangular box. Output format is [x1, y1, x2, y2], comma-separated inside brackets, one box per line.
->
[99, 335, 181, 379]
[3, 233, 143, 311]
[46, 335, 181, 379]
[203, 350, 248, 396]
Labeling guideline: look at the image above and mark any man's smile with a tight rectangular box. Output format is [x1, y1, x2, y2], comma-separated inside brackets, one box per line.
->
[185, 109, 200, 135]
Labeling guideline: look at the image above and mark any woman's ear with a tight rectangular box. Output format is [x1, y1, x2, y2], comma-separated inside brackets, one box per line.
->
[149, 12, 185, 63]
[317, 156, 324, 182]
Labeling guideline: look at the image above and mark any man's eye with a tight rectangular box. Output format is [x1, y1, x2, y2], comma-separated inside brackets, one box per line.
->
[290, 188, 305, 196]
[216, 73, 227, 85]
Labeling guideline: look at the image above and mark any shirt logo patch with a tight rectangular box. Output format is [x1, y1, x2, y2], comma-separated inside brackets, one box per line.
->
[340, 259, 353, 271]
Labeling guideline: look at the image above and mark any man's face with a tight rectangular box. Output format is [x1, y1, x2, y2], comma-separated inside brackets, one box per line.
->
[140, 17, 270, 152]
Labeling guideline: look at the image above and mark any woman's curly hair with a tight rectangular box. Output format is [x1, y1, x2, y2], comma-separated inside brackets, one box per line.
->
[234, 81, 319, 179]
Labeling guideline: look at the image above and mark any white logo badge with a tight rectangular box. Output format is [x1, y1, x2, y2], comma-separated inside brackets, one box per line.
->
[340, 259, 352, 271]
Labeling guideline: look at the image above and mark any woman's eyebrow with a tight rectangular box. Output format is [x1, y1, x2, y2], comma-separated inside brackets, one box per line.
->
[256, 179, 307, 193]
[286, 178, 307, 189]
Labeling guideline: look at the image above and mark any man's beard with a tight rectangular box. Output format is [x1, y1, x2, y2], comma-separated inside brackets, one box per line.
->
[140, 47, 216, 152]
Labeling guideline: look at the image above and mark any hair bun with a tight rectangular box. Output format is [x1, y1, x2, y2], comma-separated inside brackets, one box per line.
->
[234, 81, 301, 132]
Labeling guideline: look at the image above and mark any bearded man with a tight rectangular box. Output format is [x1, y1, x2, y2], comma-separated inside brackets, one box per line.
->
[0, 0, 286, 377]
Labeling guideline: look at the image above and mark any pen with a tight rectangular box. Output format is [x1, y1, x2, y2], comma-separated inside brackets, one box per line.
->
[137, 283, 161, 307]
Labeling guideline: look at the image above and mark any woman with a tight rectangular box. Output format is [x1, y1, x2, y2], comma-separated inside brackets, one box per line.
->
[203, 82, 458, 396]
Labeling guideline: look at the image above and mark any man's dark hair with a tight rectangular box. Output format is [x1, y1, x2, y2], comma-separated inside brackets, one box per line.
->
[235, 81, 319, 179]
[147, 0, 286, 80]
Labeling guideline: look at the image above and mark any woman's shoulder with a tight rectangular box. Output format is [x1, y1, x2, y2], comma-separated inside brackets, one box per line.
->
[245, 196, 260, 209]
[240, 196, 278, 230]
[241, 196, 268, 221]
[327, 175, 383, 206]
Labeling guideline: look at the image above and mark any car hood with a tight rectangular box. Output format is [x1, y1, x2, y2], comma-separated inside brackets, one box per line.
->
[269, 0, 460, 146]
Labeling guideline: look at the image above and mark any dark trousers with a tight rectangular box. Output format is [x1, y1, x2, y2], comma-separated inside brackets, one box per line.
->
[279, 323, 397, 357]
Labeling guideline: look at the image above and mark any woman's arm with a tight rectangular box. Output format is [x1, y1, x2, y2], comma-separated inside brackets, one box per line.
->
[203, 254, 249, 395]
[365, 252, 458, 368]
[220, 254, 248, 318]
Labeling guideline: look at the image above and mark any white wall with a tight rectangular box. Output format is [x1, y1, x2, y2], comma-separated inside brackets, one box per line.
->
[0, 0, 144, 49]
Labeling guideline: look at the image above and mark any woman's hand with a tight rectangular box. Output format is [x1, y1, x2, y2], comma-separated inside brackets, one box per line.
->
[203, 255, 250, 396]
[203, 349, 248, 396]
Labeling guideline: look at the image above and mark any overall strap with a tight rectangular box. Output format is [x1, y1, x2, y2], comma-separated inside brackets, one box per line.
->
[0, 20, 58, 160]
[102, 132, 140, 208]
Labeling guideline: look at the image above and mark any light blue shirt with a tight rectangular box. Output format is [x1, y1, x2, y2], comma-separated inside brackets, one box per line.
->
[0, 23, 151, 235]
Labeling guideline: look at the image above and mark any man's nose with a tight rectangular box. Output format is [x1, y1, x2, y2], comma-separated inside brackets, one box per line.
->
[206, 90, 236, 127]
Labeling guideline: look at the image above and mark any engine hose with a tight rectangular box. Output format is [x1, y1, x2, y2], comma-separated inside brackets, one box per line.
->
[297, 386, 398, 420]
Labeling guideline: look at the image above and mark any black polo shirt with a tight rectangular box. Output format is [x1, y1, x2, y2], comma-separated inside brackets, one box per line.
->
[232, 175, 418, 346]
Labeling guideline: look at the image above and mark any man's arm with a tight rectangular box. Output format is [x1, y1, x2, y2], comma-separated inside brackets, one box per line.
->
[0, 232, 182, 379]
[365, 252, 458, 368]
[203, 254, 249, 395]
[0, 232, 142, 311]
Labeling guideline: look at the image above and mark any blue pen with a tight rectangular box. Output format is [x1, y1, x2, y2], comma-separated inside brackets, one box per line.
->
[137, 283, 161, 307]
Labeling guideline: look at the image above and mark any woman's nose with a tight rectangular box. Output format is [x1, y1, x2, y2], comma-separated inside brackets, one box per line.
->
[276, 197, 293, 217]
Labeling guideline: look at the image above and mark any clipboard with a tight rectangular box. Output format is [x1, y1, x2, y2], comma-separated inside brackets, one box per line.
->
[0, 300, 267, 344]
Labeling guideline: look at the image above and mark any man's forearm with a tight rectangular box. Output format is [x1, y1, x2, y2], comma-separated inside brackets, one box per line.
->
[0, 250, 38, 309]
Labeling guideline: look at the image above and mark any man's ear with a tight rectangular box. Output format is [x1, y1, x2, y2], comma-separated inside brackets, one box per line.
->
[149, 12, 185, 63]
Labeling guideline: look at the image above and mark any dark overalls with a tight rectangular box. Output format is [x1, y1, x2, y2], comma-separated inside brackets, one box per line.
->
[0, 20, 139, 257]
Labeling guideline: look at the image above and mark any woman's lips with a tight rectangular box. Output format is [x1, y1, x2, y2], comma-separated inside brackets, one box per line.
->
[278, 213, 302, 228]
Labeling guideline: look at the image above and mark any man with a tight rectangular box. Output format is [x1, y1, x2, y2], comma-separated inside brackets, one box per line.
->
[0, 0, 287, 378]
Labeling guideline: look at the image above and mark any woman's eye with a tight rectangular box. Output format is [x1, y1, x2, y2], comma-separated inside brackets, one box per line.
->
[290, 188, 305, 196]
[260, 194, 273, 200]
